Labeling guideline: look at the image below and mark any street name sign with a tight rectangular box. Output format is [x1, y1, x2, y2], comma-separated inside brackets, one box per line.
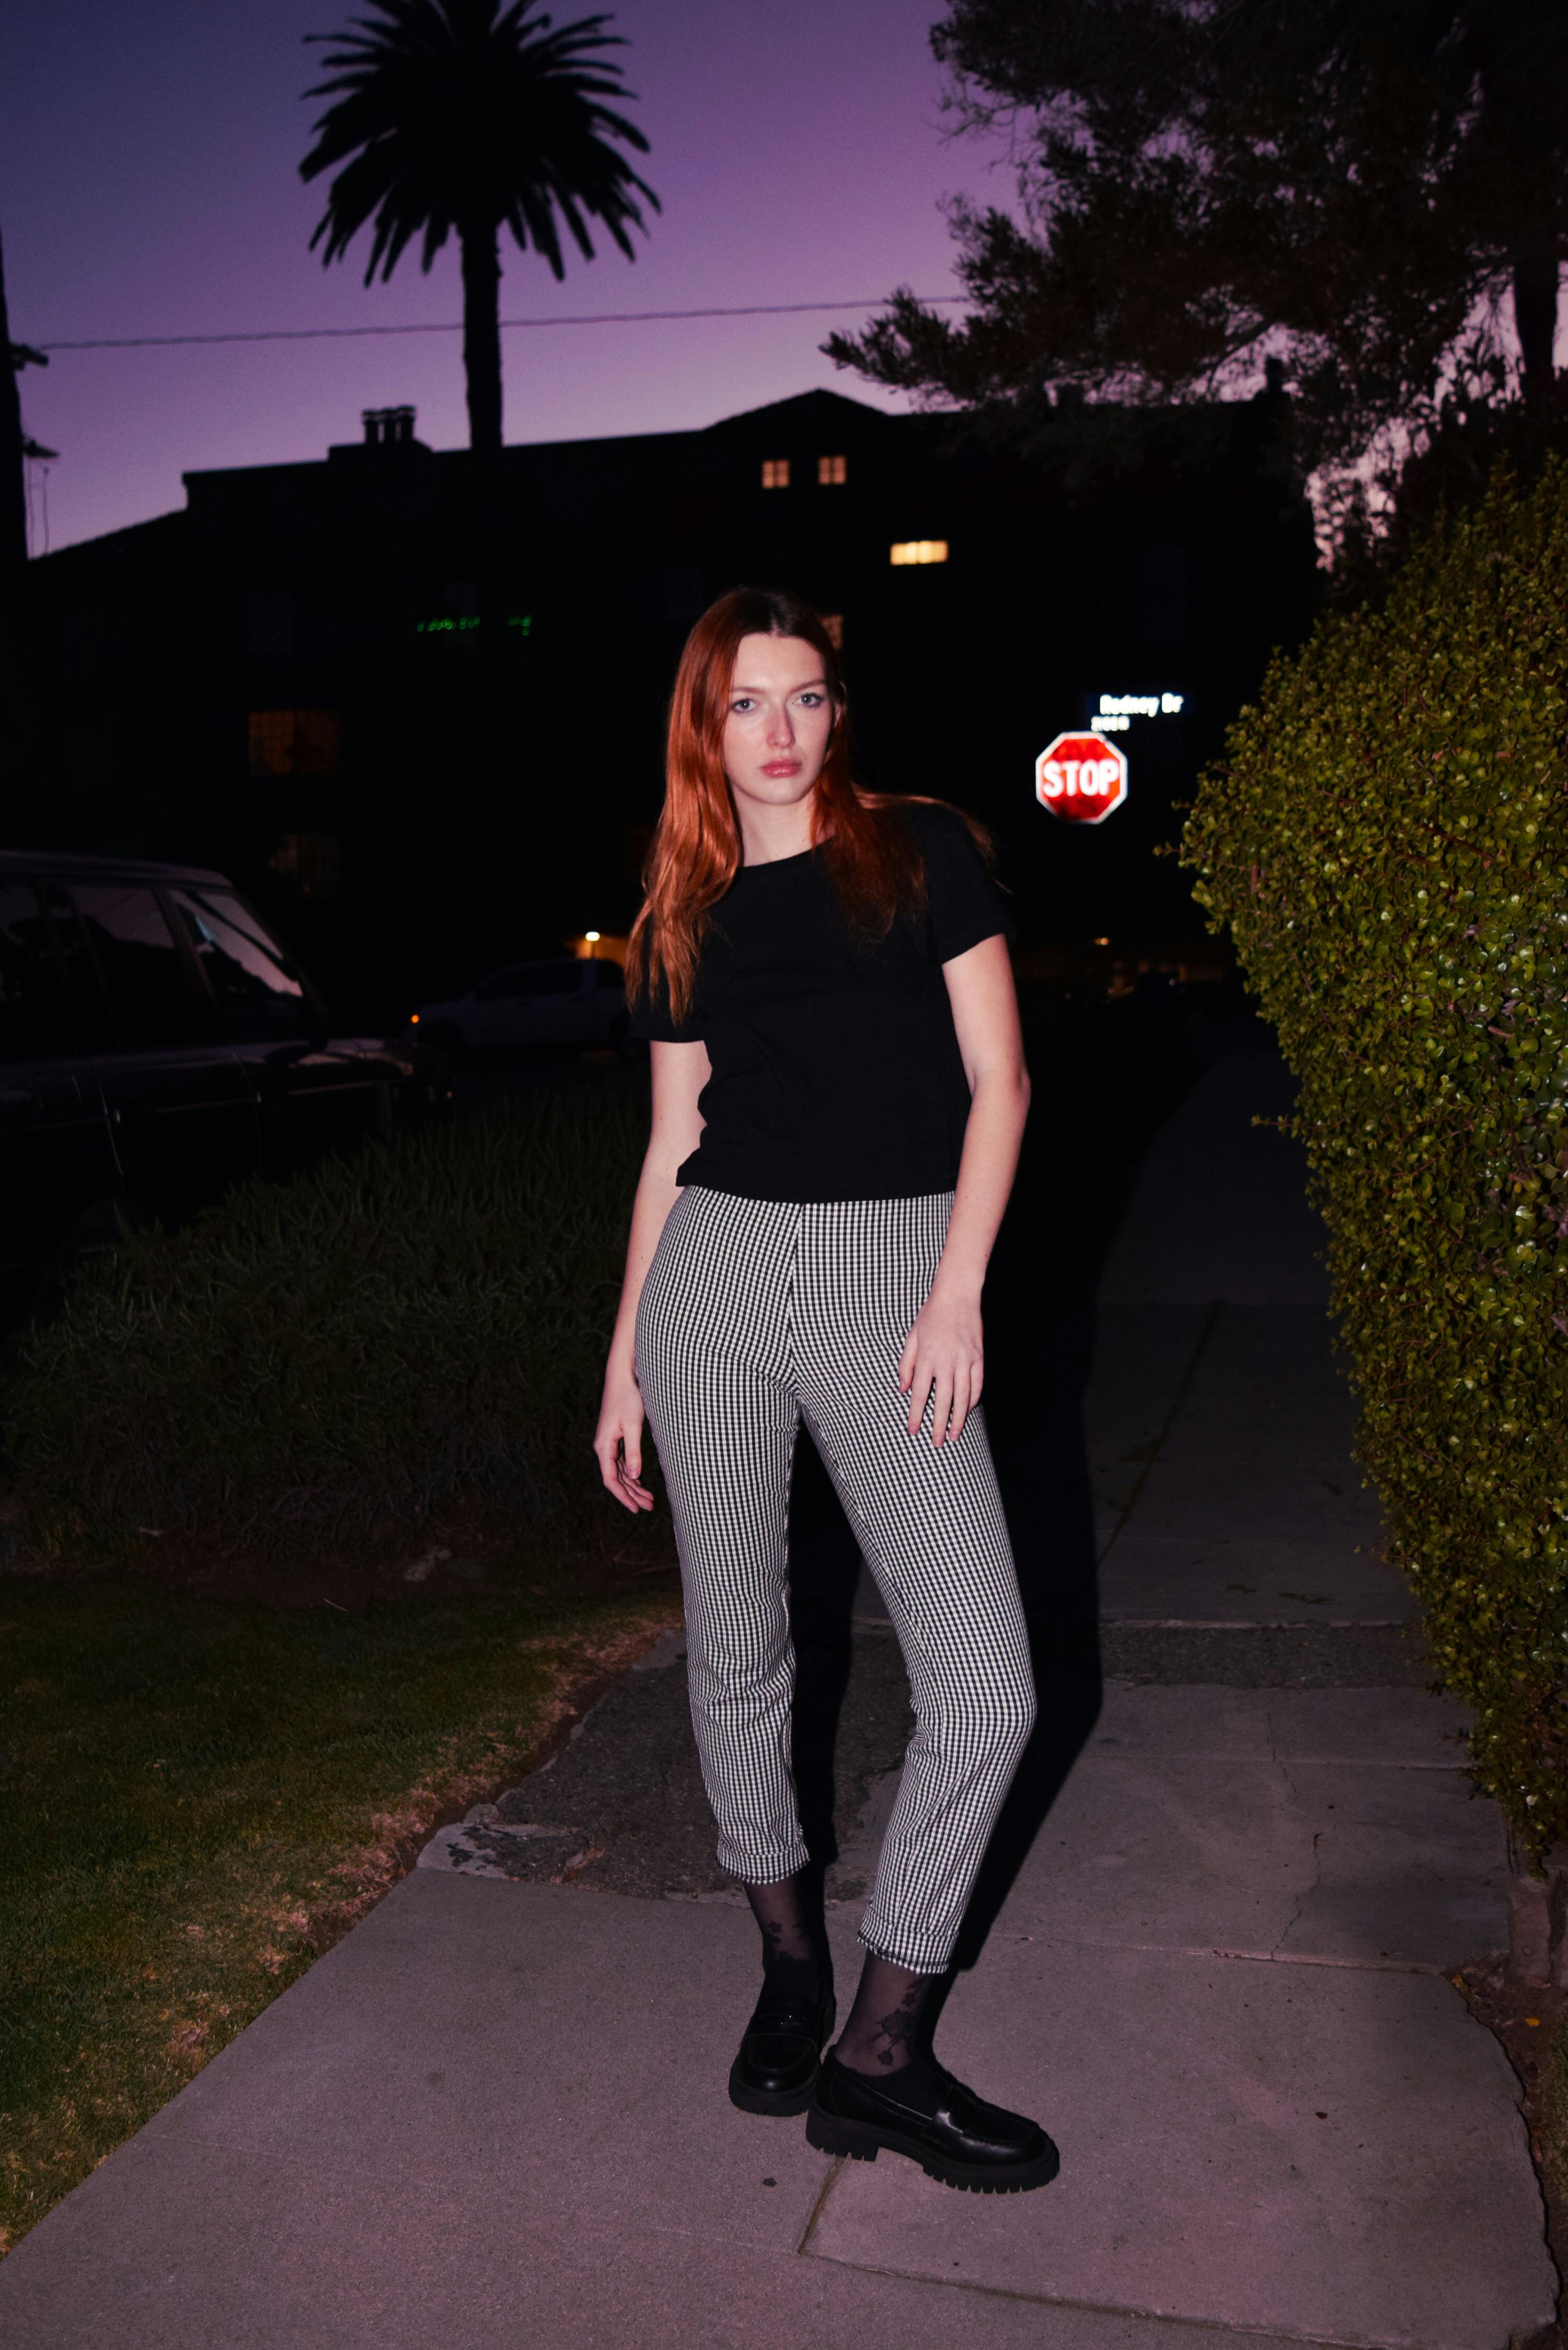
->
[1035, 730, 1128, 824]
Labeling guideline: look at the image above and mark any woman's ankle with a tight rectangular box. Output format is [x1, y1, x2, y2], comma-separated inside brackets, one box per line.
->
[833, 1953, 941, 2073]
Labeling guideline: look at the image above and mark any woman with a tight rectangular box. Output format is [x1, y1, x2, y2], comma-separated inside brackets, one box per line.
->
[594, 588, 1057, 2194]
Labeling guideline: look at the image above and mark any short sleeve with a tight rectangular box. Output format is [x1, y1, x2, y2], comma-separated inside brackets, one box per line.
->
[628, 963, 701, 1043]
[915, 806, 1014, 964]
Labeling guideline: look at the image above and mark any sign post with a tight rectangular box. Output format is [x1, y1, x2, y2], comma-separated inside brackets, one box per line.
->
[1035, 730, 1128, 825]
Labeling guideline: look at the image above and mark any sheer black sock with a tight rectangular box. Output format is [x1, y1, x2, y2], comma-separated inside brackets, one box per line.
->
[744, 1870, 824, 2003]
[833, 1953, 943, 2079]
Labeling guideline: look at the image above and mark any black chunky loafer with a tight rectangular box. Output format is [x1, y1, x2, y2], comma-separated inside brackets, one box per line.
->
[728, 1977, 836, 2116]
[805, 2051, 1059, 2192]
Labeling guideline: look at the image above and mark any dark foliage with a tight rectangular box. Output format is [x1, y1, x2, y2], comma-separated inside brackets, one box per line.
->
[828, 1, 1568, 485]
[1185, 462, 1568, 1863]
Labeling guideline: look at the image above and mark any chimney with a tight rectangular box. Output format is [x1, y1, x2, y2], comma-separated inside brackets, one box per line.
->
[362, 405, 417, 447]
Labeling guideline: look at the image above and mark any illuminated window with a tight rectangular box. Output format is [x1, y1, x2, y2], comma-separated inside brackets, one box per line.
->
[248, 710, 339, 778]
[890, 540, 949, 567]
[817, 454, 847, 486]
[822, 614, 844, 650]
[761, 457, 790, 489]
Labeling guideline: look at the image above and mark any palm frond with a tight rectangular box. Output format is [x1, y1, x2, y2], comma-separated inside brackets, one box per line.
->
[300, 0, 659, 285]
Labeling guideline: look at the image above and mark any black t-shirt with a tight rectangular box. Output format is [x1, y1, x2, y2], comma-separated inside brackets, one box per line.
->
[630, 802, 1012, 1202]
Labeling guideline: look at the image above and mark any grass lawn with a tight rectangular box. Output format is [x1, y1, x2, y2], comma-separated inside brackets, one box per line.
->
[0, 1565, 678, 2255]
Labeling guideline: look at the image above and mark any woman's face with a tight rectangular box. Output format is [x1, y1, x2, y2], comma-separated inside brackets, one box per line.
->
[721, 632, 837, 817]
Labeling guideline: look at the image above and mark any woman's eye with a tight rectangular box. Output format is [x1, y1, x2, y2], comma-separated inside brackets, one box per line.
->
[797, 692, 824, 707]
[730, 698, 757, 713]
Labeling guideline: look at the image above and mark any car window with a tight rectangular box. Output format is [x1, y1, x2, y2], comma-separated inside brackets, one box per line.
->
[38, 883, 113, 1051]
[592, 960, 625, 993]
[472, 962, 583, 1003]
[0, 881, 73, 1063]
[72, 884, 212, 1051]
[166, 888, 312, 1037]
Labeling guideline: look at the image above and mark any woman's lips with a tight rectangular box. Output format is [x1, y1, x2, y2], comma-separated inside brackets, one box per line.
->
[762, 761, 801, 777]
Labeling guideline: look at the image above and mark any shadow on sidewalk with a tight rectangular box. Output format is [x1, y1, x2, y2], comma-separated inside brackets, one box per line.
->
[786, 987, 1210, 1978]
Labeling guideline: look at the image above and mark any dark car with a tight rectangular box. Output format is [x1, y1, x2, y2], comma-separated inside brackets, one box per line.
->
[0, 851, 416, 1326]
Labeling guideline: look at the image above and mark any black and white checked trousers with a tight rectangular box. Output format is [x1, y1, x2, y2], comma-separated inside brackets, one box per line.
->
[635, 1184, 1035, 1973]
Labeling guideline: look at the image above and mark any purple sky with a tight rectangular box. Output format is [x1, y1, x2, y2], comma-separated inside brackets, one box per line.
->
[2, 0, 1011, 553]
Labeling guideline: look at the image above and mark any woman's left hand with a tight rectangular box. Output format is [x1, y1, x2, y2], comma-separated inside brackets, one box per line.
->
[898, 1283, 984, 1448]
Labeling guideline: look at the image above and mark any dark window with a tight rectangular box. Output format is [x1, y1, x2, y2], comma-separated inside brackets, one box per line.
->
[72, 884, 211, 1051]
[472, 961, 582, 1004]
[0, 882, 72, 1062]
[248, 710, 339, 777]
[267, 833, 342, 898]
[39, 884, 113, 1050]
[166, 888, 312, 1038]
[247, 591, 294, 660]
[592, 960, 625, 993]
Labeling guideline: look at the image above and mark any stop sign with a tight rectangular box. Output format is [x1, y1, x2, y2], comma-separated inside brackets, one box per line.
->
[1035, 731, 1128, 824]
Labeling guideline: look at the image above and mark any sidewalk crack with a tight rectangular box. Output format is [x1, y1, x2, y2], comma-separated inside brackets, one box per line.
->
[1273, 1789, 1323, 1962]
[795, 2155, 846, 2254]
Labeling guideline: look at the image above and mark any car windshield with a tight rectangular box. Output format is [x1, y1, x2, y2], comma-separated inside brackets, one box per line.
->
[166, 888, 311, 1036]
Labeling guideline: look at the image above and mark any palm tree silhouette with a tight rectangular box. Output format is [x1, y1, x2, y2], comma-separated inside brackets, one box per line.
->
[300, 1, 658, 456]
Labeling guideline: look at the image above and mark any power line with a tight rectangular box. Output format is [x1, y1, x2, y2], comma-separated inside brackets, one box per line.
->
[37, 294, 965, 354]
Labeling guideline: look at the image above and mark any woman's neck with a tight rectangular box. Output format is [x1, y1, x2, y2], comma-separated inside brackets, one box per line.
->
[734, 791, 817, 868]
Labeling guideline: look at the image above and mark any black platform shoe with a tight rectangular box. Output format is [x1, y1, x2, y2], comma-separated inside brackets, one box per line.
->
[806, 2051, 1059, 2192]
[728, 1977, 836, 2116]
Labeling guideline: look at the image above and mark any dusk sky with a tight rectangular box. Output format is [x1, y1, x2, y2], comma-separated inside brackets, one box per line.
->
[3, 0, 1013, 554]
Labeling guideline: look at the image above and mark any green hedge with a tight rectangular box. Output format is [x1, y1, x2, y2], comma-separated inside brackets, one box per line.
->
[1184, 463, 1568, 1865]
[6, 1088, 659, 1575]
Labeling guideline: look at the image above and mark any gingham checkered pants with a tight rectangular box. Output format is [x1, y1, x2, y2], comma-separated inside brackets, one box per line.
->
[635, 1184, 1035, 1972]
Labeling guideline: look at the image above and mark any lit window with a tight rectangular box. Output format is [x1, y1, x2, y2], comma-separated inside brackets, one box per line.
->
[761, 457, 790, 489]
[248, 710, 339, 778]
[822, 614, 844, 650]
[890, 540, 949, 567]
[817, 454, 847, 486]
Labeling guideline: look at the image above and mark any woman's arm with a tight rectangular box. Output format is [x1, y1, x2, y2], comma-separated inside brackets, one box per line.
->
[898, 933, 1030, 1447]
[593, 1038, 710, 1512]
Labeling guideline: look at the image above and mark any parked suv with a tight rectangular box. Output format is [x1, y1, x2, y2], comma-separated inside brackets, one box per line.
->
[0, 852, 416, 1326]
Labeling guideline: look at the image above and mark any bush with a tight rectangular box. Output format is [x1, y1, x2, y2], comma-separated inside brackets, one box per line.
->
[1183, 462, 1568, 1866]
[5, 1086, 657, 1573]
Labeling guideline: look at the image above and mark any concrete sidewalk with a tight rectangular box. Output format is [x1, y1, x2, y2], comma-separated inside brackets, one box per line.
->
[0, 1042, 1554, 2347]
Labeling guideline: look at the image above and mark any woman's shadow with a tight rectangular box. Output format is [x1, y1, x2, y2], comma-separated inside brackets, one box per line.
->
[786, 990, 1198, 1977]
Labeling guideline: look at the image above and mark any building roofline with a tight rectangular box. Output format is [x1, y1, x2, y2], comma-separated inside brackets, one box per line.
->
[179, 385, 903, 493]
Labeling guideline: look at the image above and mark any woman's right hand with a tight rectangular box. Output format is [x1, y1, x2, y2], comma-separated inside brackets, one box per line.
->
[594, 1363, 655, 1513]
[594, 1039, 707, 1518]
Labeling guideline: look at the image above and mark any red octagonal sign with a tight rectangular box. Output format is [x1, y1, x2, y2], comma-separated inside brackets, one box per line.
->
[1035, 730, 1128, 824]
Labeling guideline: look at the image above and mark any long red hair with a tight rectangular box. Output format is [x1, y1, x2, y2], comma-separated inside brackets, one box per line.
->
[627, 587, 982, 1023]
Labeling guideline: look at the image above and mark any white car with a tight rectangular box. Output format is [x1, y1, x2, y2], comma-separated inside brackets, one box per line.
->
[410, 956, 631, 1067]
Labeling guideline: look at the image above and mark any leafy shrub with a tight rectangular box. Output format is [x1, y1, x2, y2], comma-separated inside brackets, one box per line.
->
[1183, 463, 1568, 1865]
[6, 1088, 657, 1573]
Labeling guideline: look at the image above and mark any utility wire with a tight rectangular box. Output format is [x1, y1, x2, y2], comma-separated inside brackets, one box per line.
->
[37, 294, 965, 354]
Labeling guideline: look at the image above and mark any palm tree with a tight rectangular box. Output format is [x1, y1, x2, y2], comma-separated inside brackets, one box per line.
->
[300, 1, 657, 457]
